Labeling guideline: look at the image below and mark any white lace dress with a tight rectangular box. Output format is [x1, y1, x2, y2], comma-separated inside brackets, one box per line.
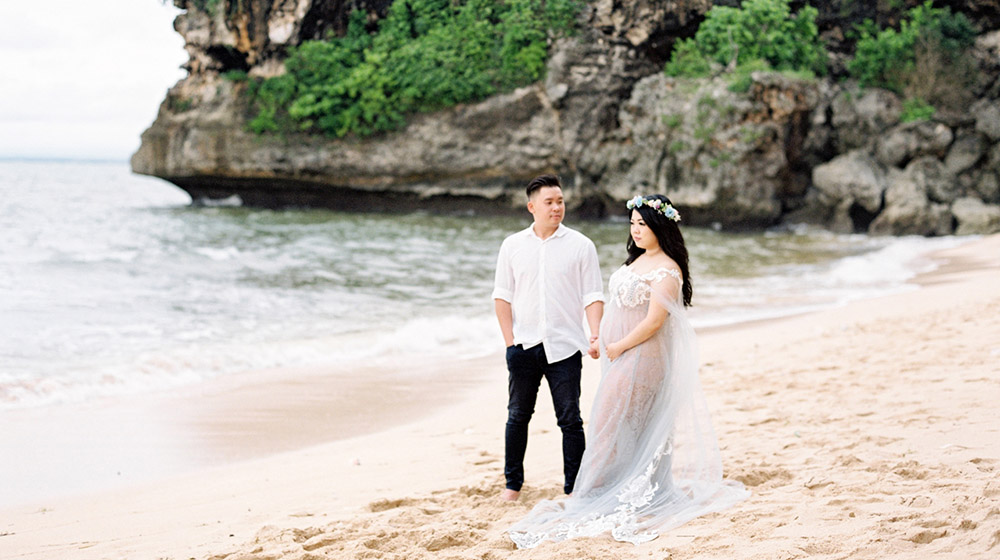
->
[508, 265, 748, 548]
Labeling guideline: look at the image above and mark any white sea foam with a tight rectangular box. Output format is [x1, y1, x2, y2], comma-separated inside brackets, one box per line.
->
[196, 194, 243, 207]
[1, 226, 954, 410]
[0, 161, 979, 411]
[194, 246, 241, 260]
[0, 312, 499, 410]
[690, 234, 968, 329]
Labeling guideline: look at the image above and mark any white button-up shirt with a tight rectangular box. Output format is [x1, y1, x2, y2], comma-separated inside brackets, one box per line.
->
[492, 223, 604, 363]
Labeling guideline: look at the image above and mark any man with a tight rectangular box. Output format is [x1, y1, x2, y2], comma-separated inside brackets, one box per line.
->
[492, 174, 604, 502]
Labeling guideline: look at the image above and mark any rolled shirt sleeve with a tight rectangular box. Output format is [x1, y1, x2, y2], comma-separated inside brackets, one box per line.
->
[581, 239, 605, 308]
[492, 239, 514, 302]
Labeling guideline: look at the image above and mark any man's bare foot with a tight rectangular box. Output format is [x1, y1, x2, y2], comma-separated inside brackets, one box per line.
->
[500, 489, 521, 501]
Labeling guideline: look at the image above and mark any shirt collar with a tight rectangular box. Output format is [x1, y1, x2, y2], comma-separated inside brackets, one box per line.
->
[525, 222, 568, 240]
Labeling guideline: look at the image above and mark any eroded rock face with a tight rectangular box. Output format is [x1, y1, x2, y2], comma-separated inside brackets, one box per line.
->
[811, 150, 886, 233]
[953, 196, 1000, 234]
[586, 73, 818, 228]
[869, 163, 953, 236]
[171, 0, 393, 74]
[875, 121, 954, 168]
[830, 89, 902, 153]
[590, 0, 709, 60]
[973, 99, 1000, 142]
[135, 76, 565, 212]
[945, 132, 988, 175]
[134, 0, 1000, 234]
[134, 0, 717, 213]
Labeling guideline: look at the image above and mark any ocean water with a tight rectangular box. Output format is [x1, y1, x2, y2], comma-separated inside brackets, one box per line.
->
[0, 160, 964, 410]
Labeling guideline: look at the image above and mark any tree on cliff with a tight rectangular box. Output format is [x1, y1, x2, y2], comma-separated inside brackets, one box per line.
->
[664, 0, 826, 82]
[247, 0, 581, 138]
[848, 1, 977, 121]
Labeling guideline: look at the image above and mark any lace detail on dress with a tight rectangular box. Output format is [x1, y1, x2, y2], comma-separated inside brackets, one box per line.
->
[608, 440, 673, 543]
[508, 441, 673, 548]
[609, 266, 682, 309]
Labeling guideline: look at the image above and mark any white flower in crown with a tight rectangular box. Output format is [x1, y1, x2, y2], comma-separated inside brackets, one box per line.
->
[625, 196, 681, 222]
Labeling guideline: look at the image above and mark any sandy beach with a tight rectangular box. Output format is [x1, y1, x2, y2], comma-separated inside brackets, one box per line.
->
[2, 234, 999, 560]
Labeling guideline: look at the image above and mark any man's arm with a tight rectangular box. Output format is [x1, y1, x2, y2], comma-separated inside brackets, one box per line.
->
[492, 238, 515, 348]
[581, 238, 605, 359]
[585, 300, 603, 358]
[495, 299, 515, 348]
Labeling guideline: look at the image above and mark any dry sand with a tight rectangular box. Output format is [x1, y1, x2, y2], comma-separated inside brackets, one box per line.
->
[2, 234, 998, 560]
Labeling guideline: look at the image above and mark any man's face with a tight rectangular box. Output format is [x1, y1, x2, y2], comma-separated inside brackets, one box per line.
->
[527, 186, 565, 228]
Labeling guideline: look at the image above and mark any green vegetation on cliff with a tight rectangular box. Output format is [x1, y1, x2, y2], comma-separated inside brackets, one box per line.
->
[661, 0, 980, 118]
[191, 0, 225, 16]
[248, 0, 580, 137]
[664, 0, 826, 81]
[848, 1, 977, 116]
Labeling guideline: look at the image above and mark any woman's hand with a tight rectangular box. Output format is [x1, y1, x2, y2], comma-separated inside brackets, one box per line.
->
[588, 335, 600, 359]
[606, 341, 625, 361]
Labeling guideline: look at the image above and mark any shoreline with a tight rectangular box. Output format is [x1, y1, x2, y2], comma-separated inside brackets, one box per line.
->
[0, 233, 954, 506]
[3, 234, 999, 559]
[0, 233, 952, 508]
[0, 354, 495, 508]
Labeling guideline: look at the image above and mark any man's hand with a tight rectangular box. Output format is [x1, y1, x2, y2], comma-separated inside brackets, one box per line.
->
[588, 335, 600, 359]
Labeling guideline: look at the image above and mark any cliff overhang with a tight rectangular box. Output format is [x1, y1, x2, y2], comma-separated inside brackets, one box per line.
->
[133, 0, 1000, 235]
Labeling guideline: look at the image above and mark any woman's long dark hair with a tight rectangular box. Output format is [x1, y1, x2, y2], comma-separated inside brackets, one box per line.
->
[624, 194, 693, 307]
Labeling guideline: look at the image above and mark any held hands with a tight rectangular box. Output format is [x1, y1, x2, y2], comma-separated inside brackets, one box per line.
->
[605, 341, 624, 361]
[590, 335, 626, 361]
[588, 335, 600, 359]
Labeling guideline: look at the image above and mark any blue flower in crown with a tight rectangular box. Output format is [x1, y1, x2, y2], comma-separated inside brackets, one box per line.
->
[663, 205, 680, 221]
[626, 195, 681, 222]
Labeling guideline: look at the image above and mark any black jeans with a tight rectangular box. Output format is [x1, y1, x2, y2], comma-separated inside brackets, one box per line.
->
[504, 344, 585, 494]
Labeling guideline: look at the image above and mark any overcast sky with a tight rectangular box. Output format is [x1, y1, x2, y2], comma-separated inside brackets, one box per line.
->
[0, 1, 188, 160]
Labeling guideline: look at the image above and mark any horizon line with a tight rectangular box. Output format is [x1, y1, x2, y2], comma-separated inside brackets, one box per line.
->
[0, 156, 130, 164]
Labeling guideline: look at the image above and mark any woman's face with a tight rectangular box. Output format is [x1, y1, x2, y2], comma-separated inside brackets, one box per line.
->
[630, 209, 658, 251]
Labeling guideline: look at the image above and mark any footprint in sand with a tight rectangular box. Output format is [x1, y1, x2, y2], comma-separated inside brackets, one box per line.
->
[456, 484, 498, 498]
[902, 495, 933, 508]
[892, 460, 930, 480]
[473, 449, 500, 466]
[367, 497, 418, 512]
[420, 525, 484, 552]
[732, 466, 794, 487]
[971, 457, 996, 473]
[301, 533, 344, 552]
[908, 528, 948, 544]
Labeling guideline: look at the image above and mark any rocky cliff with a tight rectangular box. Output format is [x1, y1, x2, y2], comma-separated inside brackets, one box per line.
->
[132, 0, 1000, 234]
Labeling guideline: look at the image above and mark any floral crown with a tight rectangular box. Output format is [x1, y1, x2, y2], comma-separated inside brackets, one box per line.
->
[626, 195, 681, 222]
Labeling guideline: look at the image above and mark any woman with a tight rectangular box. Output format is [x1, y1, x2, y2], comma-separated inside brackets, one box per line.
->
[509, 195, 748, 548]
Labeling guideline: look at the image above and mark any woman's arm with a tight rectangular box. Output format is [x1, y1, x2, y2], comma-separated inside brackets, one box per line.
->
[605, 272, 680, 361]
[605, 303, 667, 361]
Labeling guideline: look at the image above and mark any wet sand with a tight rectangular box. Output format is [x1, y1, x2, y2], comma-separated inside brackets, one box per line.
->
[2, 234, 998, 560]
